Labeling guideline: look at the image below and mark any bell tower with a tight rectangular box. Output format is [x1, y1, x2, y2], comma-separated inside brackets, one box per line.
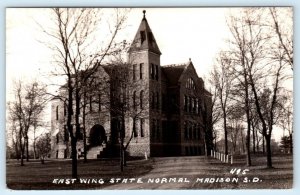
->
[128, 10, 161, 80]
[127, 10, 163, 157]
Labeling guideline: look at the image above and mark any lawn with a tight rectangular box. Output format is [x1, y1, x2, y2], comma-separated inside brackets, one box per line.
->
[6, 158, 153, 190]
[6, 154, 293, 190]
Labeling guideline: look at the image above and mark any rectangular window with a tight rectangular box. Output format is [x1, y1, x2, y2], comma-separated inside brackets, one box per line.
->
[140, 118, 144, 137]
[151, 63, 155, 79]
[140, 63, 144, 79]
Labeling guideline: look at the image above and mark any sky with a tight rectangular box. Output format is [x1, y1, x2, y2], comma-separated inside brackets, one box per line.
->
[6, 8, 230, 92]
[6, 8, 292, 142]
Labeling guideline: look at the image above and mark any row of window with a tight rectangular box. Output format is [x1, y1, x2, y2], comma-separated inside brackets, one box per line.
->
[132, 63, 159, 81]
[55, 94, 200, 121]
[184, 121, 202, 140]
[133, 118, 145, 137]
[186, 78, 196, 90]
[133, 63, 144, 81]
[184, 96, 201, 114]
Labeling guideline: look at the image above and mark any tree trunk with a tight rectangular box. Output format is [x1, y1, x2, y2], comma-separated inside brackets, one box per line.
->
[265, 134, 273, 168]
[255, 129, 259, 152]
[33, 139, 36, 159]
[71, 138, 78, 178]
[41, 157, 45, 164]
[262, 136, 265, 154]
[19, 129, 24, 166]
[289, 133, 293, 154]
[241, 130, 245, 154]
[83, 90, 87, 163]
[252, 122, 256, 154]
[223, 111, 228, 155]
[26, 137, 29, 162]
[123, 149, 127, 166]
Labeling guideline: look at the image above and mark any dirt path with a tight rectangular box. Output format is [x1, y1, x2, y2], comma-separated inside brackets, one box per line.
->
[102, 156, 235, 189]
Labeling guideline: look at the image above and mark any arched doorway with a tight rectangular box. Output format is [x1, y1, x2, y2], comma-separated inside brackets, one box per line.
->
[89, 124, 107, 146]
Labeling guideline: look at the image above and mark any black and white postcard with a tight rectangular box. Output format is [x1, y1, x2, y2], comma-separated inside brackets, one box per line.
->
[6, 7, 293, 190]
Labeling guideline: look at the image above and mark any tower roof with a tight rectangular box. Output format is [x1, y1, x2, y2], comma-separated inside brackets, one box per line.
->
[128, 10, 161, 55]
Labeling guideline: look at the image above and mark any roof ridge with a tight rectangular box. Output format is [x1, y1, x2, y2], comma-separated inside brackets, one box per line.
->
[162, 62, 189, 68]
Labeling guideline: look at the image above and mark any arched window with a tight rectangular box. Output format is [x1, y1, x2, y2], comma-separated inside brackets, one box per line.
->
[56, 105, 59, 120]
[140, 90, 144, 109]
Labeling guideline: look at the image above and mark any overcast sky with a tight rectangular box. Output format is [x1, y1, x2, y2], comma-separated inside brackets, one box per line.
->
[6, 8, 230, 93]
[6, 8, 292, 141]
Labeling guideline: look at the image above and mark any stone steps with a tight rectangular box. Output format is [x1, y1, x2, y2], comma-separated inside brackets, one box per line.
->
[86, 144, 107, 159]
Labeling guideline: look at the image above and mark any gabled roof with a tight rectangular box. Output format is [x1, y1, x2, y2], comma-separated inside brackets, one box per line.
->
[128, 10, 161, 55]
[161, 62, 190, 86]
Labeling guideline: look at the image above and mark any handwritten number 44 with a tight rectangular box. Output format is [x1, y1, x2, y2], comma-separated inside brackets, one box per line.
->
[230, 168, 249, 175]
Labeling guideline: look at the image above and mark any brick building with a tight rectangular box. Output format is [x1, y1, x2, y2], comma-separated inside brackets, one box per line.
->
[50, 11, 213, 159]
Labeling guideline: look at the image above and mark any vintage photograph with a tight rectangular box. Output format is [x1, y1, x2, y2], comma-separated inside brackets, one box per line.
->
[6, 7, 293, 190]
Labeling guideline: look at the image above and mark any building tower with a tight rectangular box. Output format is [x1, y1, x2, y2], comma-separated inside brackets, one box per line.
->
[126, 10, 162, 157]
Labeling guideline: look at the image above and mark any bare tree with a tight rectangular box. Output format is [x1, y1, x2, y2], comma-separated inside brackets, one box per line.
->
[40, 8, 129, 178]
[277, 90, 293, 154]
[226, 8, 292, 168]
[211, 52, 235, 155]
[269, 7, 293, 71]
[101, 56, 149, 171]
[7, 80, 47, 165]
[36, 133, 51, 164]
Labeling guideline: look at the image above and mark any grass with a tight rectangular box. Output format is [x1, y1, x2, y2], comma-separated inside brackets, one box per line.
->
[7, 158, 153, 190]
[6, 154, 293, 190]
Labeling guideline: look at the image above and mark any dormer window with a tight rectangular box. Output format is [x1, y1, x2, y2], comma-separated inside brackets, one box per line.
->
[140, 31, 146, 44]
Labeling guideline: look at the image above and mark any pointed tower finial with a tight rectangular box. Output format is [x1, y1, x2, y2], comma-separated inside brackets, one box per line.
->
[143, 10, 146, 19]
[189, 58, 191, 62]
